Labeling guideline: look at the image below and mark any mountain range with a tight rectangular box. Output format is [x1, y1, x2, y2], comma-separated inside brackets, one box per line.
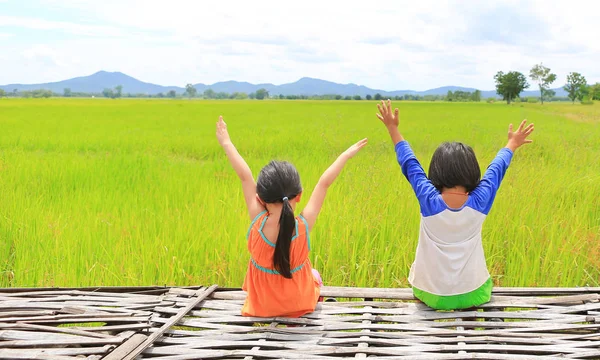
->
[0, 71, 569, 98]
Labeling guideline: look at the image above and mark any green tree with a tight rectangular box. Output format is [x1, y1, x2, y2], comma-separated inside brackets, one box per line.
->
[543, 89, 556, 101]
[203, 89, 216, 99]
[0, 89, 5, 98]
[471, 90, 481, 102]
[255, 88, 269, 100]
[588, 83, 600, 100]
[167, 90, 177, 98]
[529, 63, 556, 104]
[233, 92, 248, 100]
[102, 88, 114, 98]
[185, 84, 197, 98]
[157, 92, 165, 98]
[63, 88, 72, 97]
[335, 95, 342, 100]
[114, 85, 123, 98]
[366, 94, 372, 100]
[344, 96, 352, 100]
[564, 72, 587, 103]
[353, 95, 362, 100]
[494, 71, 529, 104]
[374, 93, 382, 100]
[446, 90, 454, 101]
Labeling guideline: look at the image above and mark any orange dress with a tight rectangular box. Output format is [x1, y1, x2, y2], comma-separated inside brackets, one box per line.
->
[242, 210, 320, 317]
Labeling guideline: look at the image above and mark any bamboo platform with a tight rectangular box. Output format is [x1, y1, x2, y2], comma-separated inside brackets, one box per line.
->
[0, 286, 599, 359]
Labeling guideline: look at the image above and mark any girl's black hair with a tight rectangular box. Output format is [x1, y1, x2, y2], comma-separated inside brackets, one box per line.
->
[428, 142, 481, 193]
[256, 160, 302, 279]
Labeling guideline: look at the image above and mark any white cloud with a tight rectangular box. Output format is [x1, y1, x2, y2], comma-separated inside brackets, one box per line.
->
[0, 15, 126, 37]
[1, 0, 598, 89]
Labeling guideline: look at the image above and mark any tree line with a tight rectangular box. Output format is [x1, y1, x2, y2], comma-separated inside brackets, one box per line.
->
[494, 63, 599, 104]
[1, 64, 597, 103]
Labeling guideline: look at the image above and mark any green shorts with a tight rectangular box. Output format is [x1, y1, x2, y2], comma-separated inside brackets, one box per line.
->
[412, 277, 493, 310]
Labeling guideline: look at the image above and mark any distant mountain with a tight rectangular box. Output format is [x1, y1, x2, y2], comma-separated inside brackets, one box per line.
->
[0, 71, 183, 94]
[0, 71, 568, 98]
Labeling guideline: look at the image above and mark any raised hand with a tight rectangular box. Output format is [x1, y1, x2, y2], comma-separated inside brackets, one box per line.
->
[342, 138, 368, 159]
[506, 119, 534, 152]
[376, 99, 400, 129]
[216, 116, 231, 146]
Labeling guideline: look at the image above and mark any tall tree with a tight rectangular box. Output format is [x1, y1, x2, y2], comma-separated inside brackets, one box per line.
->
[185, 84, 197, 98]
[529, 63, 556, 104]
[374, 93, 382, 100]
[494, 71, 529, 104]
[564, 72, 587, 103]
[167, 90, 177, 98]
[365, 94, 372, 100]
[63, 88, 72, 97]
[102, 88, 114, 98]
[0, 89, 5, 98]
[114, 85, 123, 99]
[588, 83, 600, 101]
[471, 90, 481, 102]
[203, 89, 216, 99]
[255, 88, 269, 100]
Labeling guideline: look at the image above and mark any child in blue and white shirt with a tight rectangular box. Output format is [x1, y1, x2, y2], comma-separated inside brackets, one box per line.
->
[376, 100, 535, 310]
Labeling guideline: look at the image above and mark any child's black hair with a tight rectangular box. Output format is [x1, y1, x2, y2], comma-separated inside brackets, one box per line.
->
[256, 161, 302, 279]
[428, 142, 481, 193]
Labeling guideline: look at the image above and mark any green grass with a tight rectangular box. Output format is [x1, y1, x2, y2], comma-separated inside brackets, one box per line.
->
[0, 99, 598, 288]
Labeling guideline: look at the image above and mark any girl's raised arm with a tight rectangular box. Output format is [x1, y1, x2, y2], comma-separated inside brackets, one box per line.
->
[216, 116, 264, 220]
[301, 139, 367, 231]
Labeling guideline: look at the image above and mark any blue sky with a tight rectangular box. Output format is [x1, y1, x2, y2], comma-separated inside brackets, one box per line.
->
[0, 0, 597, 90]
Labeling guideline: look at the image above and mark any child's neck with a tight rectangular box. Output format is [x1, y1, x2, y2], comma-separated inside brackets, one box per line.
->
[441, 186, 468, 195]
[441, 186, 469, 208]
[265, 202, 298, 215]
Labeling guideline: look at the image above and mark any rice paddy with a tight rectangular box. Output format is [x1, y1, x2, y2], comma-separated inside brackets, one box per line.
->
[0, 99, 598, 288]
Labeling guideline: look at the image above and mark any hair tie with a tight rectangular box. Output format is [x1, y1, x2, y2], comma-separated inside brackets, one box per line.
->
[282, 196, 289, 202]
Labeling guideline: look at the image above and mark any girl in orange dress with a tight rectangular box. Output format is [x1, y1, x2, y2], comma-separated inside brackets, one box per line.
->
[216, 116, 367, 317]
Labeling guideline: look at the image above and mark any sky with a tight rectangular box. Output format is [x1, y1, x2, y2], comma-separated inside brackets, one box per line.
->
[0, 0, 598, 91]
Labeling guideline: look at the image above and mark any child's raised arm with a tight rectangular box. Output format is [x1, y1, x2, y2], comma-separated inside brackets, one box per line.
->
[376, 100, 441, 215]
[216, 116, 264, 220]
[376, 99, 404, 145]
[470, 119, 534, 214]
[301, 138, 367, 231]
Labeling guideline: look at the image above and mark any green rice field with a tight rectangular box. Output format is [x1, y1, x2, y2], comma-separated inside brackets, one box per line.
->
[0, 99, 598, 288]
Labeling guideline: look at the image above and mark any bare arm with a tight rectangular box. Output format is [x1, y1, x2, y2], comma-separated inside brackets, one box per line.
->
[216, 116, 264, 220]
[301, 138, 368, 230]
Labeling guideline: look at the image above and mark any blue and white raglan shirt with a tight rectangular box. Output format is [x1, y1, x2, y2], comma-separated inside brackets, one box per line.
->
[395, 141, 513, 296]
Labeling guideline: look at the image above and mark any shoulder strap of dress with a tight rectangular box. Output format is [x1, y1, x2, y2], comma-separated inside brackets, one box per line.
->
[246, 210, 267, 239]
[297, 214, 311, 251]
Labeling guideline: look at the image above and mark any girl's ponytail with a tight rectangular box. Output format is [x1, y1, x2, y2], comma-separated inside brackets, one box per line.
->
[273, 196, 294, 278]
